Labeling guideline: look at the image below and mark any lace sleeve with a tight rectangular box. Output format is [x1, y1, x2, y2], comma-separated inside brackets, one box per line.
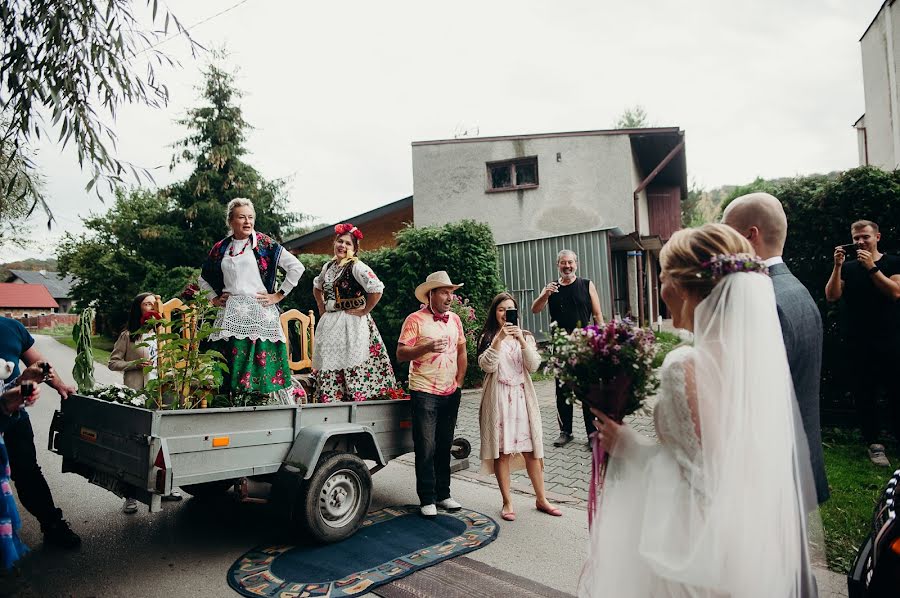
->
[352, 261, 385, 294]
[654, 346, 702, 459]
[312, 262, 330, 291]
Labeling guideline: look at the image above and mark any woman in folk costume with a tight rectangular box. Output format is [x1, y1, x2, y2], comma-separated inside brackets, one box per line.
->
[476, 292, 561, 521]
[311, 223, 396, 402]
[578, 224, 820, 598]
[199, 198, 305, 401]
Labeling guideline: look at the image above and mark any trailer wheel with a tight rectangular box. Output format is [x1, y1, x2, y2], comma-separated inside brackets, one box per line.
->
[451, 437, 471, 460]
[182, 479, 236, 499]
[299, 451, 371, 543]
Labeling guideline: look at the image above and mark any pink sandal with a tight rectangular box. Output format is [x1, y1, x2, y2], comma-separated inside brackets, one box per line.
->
[501, 510, 516, 521]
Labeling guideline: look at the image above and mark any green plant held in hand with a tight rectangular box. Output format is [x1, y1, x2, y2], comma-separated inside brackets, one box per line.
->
[140, 286, 229, 409]
[72, 308, 96, 393]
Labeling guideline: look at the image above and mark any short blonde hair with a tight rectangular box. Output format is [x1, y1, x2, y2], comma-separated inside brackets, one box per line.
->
[851, 219, 879, 234]
[225, 197, 255, 227]
[660, 223, 755, 298]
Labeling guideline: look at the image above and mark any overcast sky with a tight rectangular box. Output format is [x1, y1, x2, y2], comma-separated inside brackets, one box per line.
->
[7, 0, 886, 261]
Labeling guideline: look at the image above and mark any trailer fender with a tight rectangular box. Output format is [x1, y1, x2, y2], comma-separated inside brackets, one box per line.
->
[284, 423, 385, 480]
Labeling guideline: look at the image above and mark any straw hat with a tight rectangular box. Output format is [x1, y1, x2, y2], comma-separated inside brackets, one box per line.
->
[414, 271, 464, 305]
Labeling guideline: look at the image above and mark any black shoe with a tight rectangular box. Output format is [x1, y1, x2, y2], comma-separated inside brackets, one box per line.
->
[42, 515, 81, 549]
[553, 432, 574, 447]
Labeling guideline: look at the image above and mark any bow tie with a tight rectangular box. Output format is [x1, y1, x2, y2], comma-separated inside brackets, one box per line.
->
[433, 313, 449, 323]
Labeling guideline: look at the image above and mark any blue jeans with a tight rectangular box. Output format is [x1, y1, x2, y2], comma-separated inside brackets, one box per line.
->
[410, 388, 461, 506]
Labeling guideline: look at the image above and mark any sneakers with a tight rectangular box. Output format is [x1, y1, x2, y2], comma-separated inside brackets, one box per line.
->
[553, 432, 574, 447]
[161, 489, 183, 502]
[122, 498, 138, 514]
[42, 511, 81, 549]
[868, 444, 891, 467]
[437, 498, 462, 512]
[420, 504, 437, 518]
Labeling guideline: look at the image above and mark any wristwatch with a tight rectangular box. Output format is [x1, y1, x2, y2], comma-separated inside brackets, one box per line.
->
[868, 265, 880, 275]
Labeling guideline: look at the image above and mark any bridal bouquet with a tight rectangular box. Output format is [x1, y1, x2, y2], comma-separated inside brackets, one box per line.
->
[543, 319, 659, 526]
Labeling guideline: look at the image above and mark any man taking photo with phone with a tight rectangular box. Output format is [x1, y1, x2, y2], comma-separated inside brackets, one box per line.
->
[826, 220, 900, 466]
[531, 249, 604, 448]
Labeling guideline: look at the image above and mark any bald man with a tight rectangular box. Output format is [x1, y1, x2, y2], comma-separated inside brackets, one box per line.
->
[723, 193, 829, 504]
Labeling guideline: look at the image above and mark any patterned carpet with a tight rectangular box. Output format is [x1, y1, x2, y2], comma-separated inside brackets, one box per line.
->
[228, 505, 498, 597]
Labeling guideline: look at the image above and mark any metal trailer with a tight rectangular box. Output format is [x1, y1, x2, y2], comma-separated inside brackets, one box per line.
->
[48, 395, 420, 543]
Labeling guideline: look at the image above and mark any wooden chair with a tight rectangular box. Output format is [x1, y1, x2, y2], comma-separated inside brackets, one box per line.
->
[279, 309, 316, 372]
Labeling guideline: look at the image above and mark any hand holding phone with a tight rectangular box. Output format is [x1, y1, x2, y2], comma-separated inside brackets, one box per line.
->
[839, 243, 859, 261]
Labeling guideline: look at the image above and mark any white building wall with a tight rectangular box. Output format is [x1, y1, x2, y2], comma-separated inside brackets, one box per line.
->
[860, 3, 900, 169]
[411, 134, 637, 244]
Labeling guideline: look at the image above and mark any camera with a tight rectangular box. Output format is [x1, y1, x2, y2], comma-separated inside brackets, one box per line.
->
[840, 243, 860, 260]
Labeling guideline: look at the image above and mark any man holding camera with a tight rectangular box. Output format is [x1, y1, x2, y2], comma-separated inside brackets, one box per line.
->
[0, 315, 81, 547]
[531, 249, 604, 447]
[825, 220, 900, 466]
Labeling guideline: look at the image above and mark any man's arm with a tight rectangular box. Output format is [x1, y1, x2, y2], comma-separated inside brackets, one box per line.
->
[871, 272, 900, 301]
[397, 342, 438, 363]
[21, 346, 75, 399]
[455, 342, 468, 389]
[588, 281, 605, 324]
[531, 281, 558, 314]
[825, 248, 845, 302]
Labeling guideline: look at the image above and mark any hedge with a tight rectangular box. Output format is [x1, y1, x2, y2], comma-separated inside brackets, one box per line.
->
[281, 220, 505, 388]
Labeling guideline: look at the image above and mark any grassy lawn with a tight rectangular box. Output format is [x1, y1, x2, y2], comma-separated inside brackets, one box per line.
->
[32, 326, 115, 366]
[820, 427, 898, 574]
[653, 330, 684, 368]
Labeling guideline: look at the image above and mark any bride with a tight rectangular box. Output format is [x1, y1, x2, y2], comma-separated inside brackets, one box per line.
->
[578, 224, 819, 597]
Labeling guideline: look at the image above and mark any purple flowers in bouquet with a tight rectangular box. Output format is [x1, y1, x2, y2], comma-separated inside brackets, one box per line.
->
[543, 319, 659, 526]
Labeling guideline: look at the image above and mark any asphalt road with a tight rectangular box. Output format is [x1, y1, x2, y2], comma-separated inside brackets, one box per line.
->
[4, 336, 589, 597]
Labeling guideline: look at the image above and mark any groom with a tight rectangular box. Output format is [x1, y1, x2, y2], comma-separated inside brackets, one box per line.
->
[723, 193, 829, 504]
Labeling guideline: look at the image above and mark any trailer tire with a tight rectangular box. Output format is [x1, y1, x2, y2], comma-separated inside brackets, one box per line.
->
[299, 451, 371, 543]
[182, 479, 236, 499]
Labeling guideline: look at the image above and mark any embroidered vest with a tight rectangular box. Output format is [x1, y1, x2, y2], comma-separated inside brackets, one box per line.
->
[201, 232, 283, 295]
[326, 262, 366, 311]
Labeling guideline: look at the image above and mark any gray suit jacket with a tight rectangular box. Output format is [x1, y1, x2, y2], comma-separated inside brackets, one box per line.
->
[770, 262, 829, 503]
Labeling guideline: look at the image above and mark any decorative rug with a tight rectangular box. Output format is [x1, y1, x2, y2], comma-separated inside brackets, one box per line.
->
[374, 556, 575, 598]
[227, 505, 498, 597]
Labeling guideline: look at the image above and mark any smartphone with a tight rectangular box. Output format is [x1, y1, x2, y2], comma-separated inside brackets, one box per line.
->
[505, 308, 518, 326]
[839, 243, 859, 260]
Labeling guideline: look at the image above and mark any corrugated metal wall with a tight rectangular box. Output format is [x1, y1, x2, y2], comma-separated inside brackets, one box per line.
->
[496, 230, 613, 340]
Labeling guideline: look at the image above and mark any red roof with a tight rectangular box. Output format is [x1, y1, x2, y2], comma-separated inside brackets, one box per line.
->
[0, 283, 59, 309]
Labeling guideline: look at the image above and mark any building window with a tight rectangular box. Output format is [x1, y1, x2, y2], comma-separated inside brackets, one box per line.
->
[486, 157, 539, 192]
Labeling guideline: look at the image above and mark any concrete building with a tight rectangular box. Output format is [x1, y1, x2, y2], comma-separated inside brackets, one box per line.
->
[856, 1, 900, 170]
[5, 269, 77, 313]
[411, 127, 686, 333]
[283, 196, 413, 255]
[0, 283, 59, 318]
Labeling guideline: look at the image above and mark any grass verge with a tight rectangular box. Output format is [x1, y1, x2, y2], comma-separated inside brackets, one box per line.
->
[652, 330, 683, 368]
[820, 427, 898, 574]
[53, 335, 114, 366]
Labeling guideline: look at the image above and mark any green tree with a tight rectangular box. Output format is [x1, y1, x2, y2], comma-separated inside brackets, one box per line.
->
[163, 56, 297, 265]
[614, 105, 650, 129]
[0, 0, 195, 218]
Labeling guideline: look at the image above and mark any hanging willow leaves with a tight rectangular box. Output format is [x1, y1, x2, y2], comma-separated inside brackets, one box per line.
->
[72, 308, 96, 393]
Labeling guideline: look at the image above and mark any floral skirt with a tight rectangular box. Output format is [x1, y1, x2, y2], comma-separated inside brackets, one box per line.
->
[218, 337, 291, 395]
[0, 435, 27, 571]
[313, 316, 397, 403]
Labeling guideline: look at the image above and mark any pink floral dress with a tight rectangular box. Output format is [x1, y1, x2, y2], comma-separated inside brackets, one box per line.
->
[496, 339, 533, 454]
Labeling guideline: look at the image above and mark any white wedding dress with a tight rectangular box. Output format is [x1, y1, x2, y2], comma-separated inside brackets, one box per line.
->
[578, 272, 819, 598]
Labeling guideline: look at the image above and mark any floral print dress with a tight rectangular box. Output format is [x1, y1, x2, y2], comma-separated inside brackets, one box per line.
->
[312, 260, 396, 402]
[496, 339, 533, 454]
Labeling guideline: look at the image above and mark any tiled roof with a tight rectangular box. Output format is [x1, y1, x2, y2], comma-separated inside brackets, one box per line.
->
[6, 270, 77, 298]
[0, 283, 59, 309]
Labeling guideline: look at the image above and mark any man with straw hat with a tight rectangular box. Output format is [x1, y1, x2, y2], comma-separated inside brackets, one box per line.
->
[397, 271, 468, 518]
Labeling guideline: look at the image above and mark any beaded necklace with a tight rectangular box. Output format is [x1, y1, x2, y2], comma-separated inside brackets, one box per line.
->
[228, 237, 252, 258]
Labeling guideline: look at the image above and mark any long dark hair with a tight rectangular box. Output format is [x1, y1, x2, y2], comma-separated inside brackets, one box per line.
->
[126, 292, 155, 340]
[477, 292, 528, 357]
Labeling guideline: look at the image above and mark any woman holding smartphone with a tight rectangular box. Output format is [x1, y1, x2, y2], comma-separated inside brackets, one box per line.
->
[476, 292, 561, 521]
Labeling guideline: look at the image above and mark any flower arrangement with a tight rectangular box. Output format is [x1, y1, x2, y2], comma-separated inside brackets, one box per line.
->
[543, 318, 659, 527]
[446, 294, 484, 388]
[334, 223, 363, 240]
[543, 319, 659, 416]
[90, 384, 150, 408]
[697, 253, 768, 280]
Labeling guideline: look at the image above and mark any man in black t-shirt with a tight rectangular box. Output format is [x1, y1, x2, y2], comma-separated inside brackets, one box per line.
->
[825, 219, 900, 466]
[531, 249, 604, 447]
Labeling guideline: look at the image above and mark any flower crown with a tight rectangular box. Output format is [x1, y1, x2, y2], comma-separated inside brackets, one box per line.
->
[334, 223, 363, 240]
[696, 253, 768, 279]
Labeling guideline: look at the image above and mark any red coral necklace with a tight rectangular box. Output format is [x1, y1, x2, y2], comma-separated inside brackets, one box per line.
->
[229, 237, 252, 257]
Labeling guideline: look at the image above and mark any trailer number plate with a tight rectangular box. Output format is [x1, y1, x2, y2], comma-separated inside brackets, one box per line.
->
[89, 471, 124, 498]
[80, 427, 98, 443]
